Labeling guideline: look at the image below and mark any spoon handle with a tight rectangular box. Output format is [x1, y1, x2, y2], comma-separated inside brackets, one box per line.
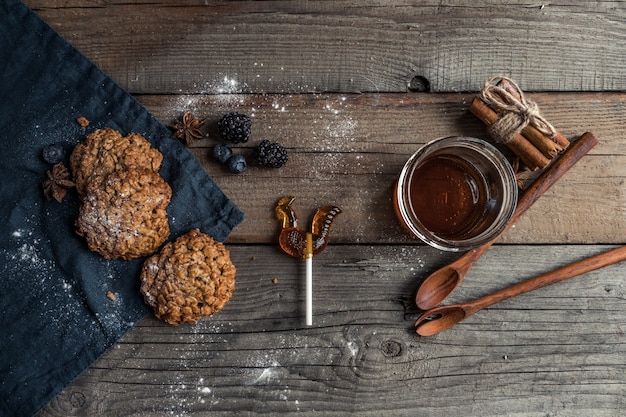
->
[483, 131, 599, 251]
[513, 131, 598, 222]
[465, 245, 626, 316]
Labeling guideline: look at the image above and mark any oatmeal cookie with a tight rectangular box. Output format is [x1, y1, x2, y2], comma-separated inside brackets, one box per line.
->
[140, 229, 236, 325]
[70, 128, 163, 198]
[76, 168, 172, 260]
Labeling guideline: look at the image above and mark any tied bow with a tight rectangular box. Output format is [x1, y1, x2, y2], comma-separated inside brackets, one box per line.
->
[480, 76, 557, 144]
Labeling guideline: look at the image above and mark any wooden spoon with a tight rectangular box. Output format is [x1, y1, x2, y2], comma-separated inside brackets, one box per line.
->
[414, 132, 599, 311]
[415, 244, 626, 336]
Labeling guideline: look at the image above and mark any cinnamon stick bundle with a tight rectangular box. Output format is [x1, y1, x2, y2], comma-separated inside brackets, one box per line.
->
[469, 97, 549, 170]
[470, 76, 570, 171]
[497, 78, 570, 156]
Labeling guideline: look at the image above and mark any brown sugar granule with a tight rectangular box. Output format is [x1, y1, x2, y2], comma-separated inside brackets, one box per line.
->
[272, 278, 279, 284]
[139, 229, 236, 326]
[106, 290, 117, 301]
[76, 116, 90, 127]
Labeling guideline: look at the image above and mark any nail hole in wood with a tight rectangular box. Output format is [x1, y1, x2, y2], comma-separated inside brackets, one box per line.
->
[408, 75, 430, 92]
[381, 339, 402, 358]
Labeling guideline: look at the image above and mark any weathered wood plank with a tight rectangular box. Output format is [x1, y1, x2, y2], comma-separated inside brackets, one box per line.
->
[24, 1, 626, 94]
[14, 2, 626, 416]
[133, 92, 626, 245]
[38, 244, 626, 417]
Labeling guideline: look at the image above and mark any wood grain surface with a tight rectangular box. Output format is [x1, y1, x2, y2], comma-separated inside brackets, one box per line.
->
[25, 1, 626, 94]
[21, 1, 626, 416]
[135, 92, 624, 245]
[39, 245, 626, 417]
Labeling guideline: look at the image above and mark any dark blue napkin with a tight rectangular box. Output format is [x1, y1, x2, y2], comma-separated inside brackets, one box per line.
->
[0, 2, 244, 416]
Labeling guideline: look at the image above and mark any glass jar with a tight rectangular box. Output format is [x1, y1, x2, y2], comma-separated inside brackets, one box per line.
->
[394, 136, 518, 251]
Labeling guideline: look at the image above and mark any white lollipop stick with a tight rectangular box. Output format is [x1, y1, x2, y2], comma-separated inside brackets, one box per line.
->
[305, 233, 313, 326]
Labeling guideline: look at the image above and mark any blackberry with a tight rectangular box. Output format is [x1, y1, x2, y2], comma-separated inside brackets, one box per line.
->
[42, 143, 65, 164]
[213, 144, 233, 164]
[218, 112, 252, 144]
[253, 140, 288, 168]
[226, 154, 247, 174]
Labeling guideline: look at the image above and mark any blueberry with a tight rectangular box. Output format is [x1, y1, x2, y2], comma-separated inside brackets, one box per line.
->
[226, 154, 247, 174]
[42, 143, 65, 164]
[213, 144, 233, 164]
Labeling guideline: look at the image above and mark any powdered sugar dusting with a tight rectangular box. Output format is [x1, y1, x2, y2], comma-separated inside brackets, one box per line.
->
[213, 76, 241, 94]
[3, 222, 140, 343]
[7, 228, 53, 274]
[169, 93, 250, 117]
[159, 323, 224, 415]
[246, 355, 282, 385]
[311, 96, 359, 153]
[155, 323, 309, 413]
[3, 227, 81, 328]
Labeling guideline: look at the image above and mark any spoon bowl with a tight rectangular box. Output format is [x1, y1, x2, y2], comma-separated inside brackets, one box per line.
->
[415, 249, 481, 310]
[415, 306, 467, 336]
[415, 244, 626, 337]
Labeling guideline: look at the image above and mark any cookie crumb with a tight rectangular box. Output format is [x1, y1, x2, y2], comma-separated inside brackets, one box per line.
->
[272, 278, 278, 284]
[106, 290, 117, 301]
[76, 116, 90, 127]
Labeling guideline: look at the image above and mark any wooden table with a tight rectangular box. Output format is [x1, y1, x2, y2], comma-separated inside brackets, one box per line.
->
[29, 2, 625, 416]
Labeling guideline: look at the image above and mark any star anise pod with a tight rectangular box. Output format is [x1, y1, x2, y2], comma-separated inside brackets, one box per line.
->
[42, 162, 75, 203]
[171, 111, 206, 145]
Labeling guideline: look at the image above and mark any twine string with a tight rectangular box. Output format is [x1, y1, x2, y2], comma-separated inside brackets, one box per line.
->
[480, 76, 557, 144]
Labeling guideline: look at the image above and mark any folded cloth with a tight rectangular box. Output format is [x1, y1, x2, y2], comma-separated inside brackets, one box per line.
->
[0, 2, 244, 416]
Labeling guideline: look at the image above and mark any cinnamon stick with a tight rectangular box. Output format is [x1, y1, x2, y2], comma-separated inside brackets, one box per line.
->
[497, 79, 570, 157]
[469, 97, 550, 170]
[520, 124, 564, 158]
[524, 120, 570, 150]
[552, 130, 571, 149]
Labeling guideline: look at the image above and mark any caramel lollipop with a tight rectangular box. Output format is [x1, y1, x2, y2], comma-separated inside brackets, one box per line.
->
[275, 196, 342, 326]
